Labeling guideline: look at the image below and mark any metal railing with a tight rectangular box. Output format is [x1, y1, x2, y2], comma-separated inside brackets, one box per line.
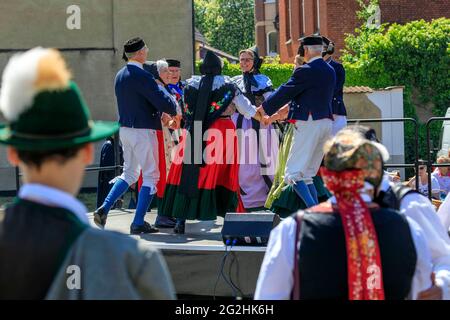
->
[347, 117, 420, 190]
[426, 117, 450, 200]
[11, 132, 122, 195]
[9, 117, 450, 201]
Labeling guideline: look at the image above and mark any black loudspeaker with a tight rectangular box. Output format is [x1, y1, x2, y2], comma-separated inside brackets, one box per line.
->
[221, 213, 281, 246]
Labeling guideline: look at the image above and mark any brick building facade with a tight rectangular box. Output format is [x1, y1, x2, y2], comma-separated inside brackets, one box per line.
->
[267, 0, 449, 63]
[255, 0, 279, 57]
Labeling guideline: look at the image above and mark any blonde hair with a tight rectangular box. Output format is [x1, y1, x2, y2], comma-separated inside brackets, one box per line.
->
[437, 156, 450, 163]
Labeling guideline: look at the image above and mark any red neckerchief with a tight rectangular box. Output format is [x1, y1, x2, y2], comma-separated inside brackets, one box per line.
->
[321, 168, 385, 300]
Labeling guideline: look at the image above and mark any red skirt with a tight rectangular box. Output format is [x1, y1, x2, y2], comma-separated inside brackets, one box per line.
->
[160, 119, 244, 220]
[138, 129, 166, 199]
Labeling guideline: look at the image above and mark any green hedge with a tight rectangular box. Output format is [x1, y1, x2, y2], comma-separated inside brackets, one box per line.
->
[342, 18, 450, 163]
[195, 18, 450, 165]
[195, 59, 294, 88]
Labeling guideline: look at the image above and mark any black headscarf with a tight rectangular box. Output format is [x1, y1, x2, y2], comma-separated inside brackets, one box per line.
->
[143, 61, 163, 83]
[238, 46, 273, 190]
[240, 47, 262, 136]
[242, 46, 262, 105]
[321, 36, 335, 57]
[179, 51, 222, 197]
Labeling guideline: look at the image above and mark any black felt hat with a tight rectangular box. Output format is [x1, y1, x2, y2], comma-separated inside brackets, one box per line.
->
[166, 59, 181, 68]
[122, 37, 146, 61]
[301, 35, 324, 46]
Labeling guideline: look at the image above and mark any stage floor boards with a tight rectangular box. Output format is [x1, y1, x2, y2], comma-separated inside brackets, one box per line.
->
[88, 209, 266, 298]
[88, 209, 265, 252]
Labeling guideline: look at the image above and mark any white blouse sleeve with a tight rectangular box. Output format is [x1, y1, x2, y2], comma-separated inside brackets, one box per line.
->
[400, 193, 450, 300]
[406, 217, 433, 300]
[232, 93, 257, 119]
[254, 217, 297, 300]
[401, 193, 450, 299]
[437, 193, 450, 232]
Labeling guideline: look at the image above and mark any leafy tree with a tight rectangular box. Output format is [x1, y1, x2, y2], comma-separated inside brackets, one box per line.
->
[342, 18, 450, 163]
[355, 0, 379, 22]
[194, 0, 255, 57]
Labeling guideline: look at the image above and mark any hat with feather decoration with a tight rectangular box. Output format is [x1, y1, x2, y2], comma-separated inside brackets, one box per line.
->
[0, 47, 118, 150]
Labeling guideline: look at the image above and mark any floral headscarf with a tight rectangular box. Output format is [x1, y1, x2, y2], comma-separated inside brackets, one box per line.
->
[321, 131, 386, 300]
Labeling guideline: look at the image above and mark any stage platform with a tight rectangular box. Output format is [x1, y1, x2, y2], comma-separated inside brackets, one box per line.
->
[88, 209, 266, 298]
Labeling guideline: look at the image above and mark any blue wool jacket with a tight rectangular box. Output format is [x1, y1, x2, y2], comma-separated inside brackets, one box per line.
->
[328, 58, 347, 116]
[115, 64, 177, 130]
[262, 58, 336, 121]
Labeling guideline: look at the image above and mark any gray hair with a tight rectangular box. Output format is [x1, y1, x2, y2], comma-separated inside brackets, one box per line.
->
[124, 51, 136, 60]
[304, 45, 323, 54]
[125, 46, 147, 60]
[156, 59, 169, 74]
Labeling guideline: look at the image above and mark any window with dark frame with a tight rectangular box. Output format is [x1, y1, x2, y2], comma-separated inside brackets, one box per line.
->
[299, 0, 305, 37]
[314, 0, 320, 34]
[285, 0, 292, 43]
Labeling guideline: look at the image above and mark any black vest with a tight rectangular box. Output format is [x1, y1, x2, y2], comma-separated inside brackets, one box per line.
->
[297, 207, 417, 300]
[0, 199, 87, 299]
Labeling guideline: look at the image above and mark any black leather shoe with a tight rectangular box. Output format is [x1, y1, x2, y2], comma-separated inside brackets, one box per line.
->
[93, 207, 108, 229]
[154, 216, 176, 228]
[130, 222, 159, 234]
[173, 221, 185, 234]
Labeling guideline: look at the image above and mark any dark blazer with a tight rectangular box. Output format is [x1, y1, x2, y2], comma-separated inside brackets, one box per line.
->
[328, 58, 347, 116]
[262, 58, 335, 121]
[115, 64, 177, 130]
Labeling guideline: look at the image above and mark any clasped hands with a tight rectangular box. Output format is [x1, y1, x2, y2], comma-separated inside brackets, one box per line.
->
[254, 105, 289, 126]
[161, 113, 181, 129]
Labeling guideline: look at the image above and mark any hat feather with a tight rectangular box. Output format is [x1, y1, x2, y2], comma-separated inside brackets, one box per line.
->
[0, 47, 71, 121]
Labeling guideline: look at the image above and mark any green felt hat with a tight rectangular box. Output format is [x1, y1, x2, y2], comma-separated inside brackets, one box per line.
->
[0, 48, 118, 151]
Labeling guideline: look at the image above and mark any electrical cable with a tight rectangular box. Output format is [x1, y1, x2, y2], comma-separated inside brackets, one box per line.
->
[213, 239, 237, 299]
[228, 251, 244, 299]
[213, 240, 229, 300]
[219, 239, 238, 298]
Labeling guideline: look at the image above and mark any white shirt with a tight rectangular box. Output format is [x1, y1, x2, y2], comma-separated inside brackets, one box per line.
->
[379, 175, 450, 299]
[254, 196, 434, 300]
[18, 183, 89, 225]
[437, 192, 450, 233]
[416, 175, 441, 196]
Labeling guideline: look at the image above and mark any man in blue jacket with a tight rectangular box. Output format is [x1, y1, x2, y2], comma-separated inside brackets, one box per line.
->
[322, 36, 348, 135]
[94, 37, 177, 234]
[260, 35, 336, 208]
